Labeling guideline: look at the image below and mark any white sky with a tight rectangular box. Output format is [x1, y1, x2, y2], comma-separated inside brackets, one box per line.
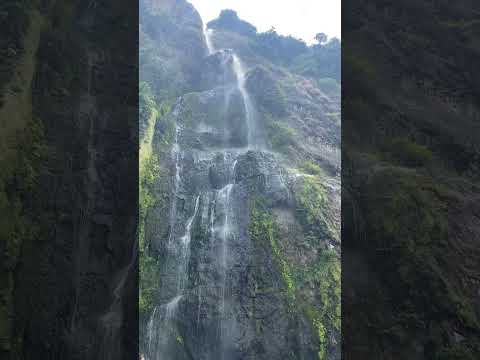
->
[189, 0, 341, 45]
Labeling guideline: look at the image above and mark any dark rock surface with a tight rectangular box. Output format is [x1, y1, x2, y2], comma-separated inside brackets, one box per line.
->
[1, 1, 138, 359]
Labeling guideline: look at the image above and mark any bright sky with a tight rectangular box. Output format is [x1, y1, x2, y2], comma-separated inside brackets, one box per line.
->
[189, 0, 341, 45]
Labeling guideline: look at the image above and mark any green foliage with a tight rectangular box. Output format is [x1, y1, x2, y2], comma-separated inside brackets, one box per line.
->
[139, 152, 163, 318]
[139, 155, 160, 228]
[305, 306, 327, 360]
[291, 39, 341, 82]
[249, 199, 295, 303]
[139, 250, 161, 317]
[254, 29, 308, 66]
[300, 161, 325, 177]
[385, 138, 433, 167]
[296, 176, 337, 241]
[249, 198, 340, 359]
[301, 249, 340, 360]
[207, 10, 257, 37]
[267, 120, 296, 152]
[138, 80, 175, 320]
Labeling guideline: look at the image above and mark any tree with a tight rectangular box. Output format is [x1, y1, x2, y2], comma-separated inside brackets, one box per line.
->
[315, 33, 328, 45]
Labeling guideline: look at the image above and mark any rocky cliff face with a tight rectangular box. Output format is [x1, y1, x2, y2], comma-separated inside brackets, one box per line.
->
[0, 1, 138, 359]
[140, 2, 340, 360]
[343, 0, 480, 358]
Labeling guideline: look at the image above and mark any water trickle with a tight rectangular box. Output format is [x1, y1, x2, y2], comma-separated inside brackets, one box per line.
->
[232, 55, 257, 148]
[147, 295, 183, 360]
[177, 195, 200, 294]
[181, 195, 200, 247]
[168, 125, 182, 247]
[218, 184, 233, 288]
[166, 295, 183, 317]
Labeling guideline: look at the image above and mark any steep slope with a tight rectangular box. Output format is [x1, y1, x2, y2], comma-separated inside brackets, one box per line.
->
[343, 0, 480, 358]
[140, 2, 340, 360]
[0, 1, 138, 359]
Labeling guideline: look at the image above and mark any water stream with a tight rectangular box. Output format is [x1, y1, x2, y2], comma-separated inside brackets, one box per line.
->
[232, 55, 257, 148]
[204, 27, 215, 55]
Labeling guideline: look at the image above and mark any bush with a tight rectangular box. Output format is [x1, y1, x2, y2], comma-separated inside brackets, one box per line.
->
[301, 161, 325, 177]
[268, 121, 296, 152]
[387, 138, 433, 167]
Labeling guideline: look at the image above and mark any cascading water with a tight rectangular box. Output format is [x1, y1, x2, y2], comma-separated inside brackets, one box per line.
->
[146, 26, 262, 360]
[232, 55, 258, 149]
[204, 27, 215, 54]
[146, 125, 201, 359]
[167, 125, 181, 247]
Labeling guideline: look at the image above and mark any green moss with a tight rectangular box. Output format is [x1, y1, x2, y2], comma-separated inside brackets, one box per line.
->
[138, 152, 163, 318]
[305, 306, 327, 360]
[249, 199, 296, 303]
[300, 249, 340, 359]
[249, 198, 340, 359]
[138, 82, 175, 320]
[139, 135, 165, 319]
[296, 176, 337, 241]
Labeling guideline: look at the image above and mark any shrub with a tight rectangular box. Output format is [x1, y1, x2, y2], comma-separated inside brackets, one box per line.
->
[301, 161, 325, 177]
[387, 138, 433, 167]
[268, 121, 296, 152]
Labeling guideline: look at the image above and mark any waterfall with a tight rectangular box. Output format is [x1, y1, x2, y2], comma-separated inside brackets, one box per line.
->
[167, 125, 181, 247]
[204, 27, 215, 55]
[146, 122, 201, 359]
[146, 27, 261, 360]
[232, 55, 257, 148]
[178, 195, 200, 291]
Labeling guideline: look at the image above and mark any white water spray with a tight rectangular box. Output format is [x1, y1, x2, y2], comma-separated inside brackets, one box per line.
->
[204, 27, 215, 55]
[181, 195, 200, 247]
[232, 55, 257, 148]
[168, 125, 182, 246]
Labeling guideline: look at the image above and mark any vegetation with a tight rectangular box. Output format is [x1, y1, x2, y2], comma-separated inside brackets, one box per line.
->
[301, 161, 325, 177]
[0, 116, 47, 353]
[249, 197, 340, 360]
[249, 199, 296, 303]
[247, 67, 287, 116]
[267, 120, 297, 153]
[254, 28, 308, 65]
[296, 176, 337, 241]
[206, 9, 340, 80]
[364, 168, 479, 331]
[207, 9, 257, 37]
[384, 138, 433, 167]
[138, 83, 174, 319]
[139, 151, 162, 318]
[292, 38, 341, 82]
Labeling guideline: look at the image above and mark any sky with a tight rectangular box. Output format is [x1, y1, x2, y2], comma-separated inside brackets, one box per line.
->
[189, 0, 341, 45]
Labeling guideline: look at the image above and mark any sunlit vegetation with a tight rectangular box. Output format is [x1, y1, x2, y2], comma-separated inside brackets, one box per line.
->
[249, 198, 340, 360]
[267, 120, 297, 152]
